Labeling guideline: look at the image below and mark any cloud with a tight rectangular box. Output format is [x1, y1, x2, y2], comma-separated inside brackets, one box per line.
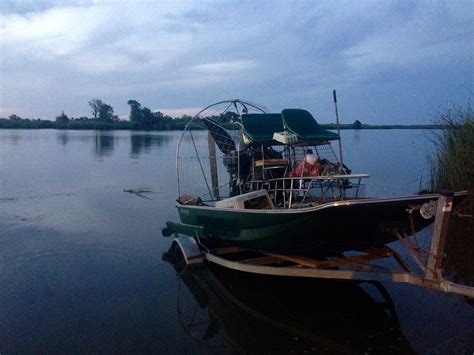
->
[342, 4, 473, 73]
[1, 5, 104, 57]
[190, 60, 257, 75]
[0, 107, 16, 116]
[0, 0, 472, 123]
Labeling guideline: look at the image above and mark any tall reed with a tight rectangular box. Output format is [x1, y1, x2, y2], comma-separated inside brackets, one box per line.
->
[429, 102, 473, 192]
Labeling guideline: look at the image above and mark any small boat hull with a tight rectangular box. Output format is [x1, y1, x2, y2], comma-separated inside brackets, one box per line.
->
[173, 192, 467, 255]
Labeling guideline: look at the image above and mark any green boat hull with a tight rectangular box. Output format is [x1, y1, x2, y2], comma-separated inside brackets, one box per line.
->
[170, 192, 467, 255]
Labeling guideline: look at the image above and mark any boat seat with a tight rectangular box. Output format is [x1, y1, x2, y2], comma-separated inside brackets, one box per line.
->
[281, 109, 340, 141]
[241, 113, 284, 144]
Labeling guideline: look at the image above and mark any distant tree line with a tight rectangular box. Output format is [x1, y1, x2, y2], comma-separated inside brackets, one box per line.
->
[0, 98, 194, 130]
[0, 99, 446, 130]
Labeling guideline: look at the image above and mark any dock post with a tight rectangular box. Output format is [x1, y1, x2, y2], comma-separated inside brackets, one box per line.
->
[425, 191, 454, 280]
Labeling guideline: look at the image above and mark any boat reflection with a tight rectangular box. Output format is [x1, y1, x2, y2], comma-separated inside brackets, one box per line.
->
[163, 246, 414, 354]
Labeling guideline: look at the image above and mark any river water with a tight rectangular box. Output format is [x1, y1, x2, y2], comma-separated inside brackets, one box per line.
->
[0, 129, 472, 353]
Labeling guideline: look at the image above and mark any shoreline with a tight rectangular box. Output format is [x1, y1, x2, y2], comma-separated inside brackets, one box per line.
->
[0, 123, 447, 131]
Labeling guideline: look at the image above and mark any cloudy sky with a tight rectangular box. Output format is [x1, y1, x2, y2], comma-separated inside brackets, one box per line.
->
[0, 0, 472, 124]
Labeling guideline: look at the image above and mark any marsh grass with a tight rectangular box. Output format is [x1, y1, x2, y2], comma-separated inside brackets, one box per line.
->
[429, 103, 473, 192]
[429, 103, 474, 285]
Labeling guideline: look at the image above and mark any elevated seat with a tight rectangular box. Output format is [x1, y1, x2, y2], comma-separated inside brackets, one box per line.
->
[281, 109, 340, 142]
[241, 113, 284, 145]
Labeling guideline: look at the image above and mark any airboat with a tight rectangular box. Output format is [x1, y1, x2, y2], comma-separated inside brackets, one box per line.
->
[164, 99, 467, 255]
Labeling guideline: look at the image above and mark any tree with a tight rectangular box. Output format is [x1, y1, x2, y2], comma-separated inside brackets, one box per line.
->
[153, 111, 169, 129]
[88, 98, 103, 119]
[127, 100, 143, 123]
[89, 98, 115, 122]
[153, 111, 164, 121]
[127, 99, 160, 128]
[141, 107, 155, 127]
[98, 103, 114, 122]
[352, 120, 362, 129]
[55, 111, 69, 123]
[220, 111, 239, 123]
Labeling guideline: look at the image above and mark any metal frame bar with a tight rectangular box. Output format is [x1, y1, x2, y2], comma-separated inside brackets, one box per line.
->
[204, 252, 474, 297]
[250, 175, 369, 208]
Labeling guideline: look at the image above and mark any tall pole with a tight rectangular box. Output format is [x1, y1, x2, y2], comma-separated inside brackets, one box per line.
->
[333, 89, 344, 167]
[208, 131, 220, 200]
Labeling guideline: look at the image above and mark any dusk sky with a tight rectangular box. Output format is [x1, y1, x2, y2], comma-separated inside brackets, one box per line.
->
[0, 0, 472, 124]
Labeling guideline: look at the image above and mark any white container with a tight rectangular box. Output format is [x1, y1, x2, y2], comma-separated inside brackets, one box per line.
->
[273, 131, 298, 144]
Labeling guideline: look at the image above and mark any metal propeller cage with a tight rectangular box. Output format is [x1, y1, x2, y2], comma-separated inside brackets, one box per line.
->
[176, 100, 267, 203]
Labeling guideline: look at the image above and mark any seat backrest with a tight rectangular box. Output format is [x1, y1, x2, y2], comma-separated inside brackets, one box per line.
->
[241, 113, 284, 144]
[281, 109, 339, 141]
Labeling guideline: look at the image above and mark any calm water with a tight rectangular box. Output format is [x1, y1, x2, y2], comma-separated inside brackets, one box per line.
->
[0, 129, 472, 353]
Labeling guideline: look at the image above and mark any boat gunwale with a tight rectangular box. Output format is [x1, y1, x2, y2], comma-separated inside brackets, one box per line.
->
[176, 190, 468, 215]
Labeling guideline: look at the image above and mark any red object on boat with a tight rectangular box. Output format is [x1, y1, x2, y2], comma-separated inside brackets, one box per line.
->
[292, 158, 320, 177]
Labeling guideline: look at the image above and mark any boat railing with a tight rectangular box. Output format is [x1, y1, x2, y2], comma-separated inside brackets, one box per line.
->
[248, 174, 370, 208]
